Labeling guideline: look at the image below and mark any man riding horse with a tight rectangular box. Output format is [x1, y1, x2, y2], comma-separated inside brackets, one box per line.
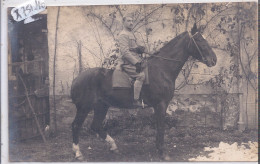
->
[71, 18, 217, 160]
[117, 13, 150, 107]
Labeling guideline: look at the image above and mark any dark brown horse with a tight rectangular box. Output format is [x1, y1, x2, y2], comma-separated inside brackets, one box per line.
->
[70, 24, 217, 161]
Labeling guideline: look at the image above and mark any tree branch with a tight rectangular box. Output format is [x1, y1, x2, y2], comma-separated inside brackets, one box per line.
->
[134, 18, 172, 32]
[204, 5, 236, 29]
[87, 12, 116, 40]
[185, 4, 193, 31]
[114, 5, 123, 19]
[133, 4, 166, 30]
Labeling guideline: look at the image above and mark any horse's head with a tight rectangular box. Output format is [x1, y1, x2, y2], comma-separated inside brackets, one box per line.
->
[188, 23, 217, 67]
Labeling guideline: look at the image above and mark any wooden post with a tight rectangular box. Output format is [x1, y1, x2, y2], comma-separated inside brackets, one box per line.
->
[78, 40, 83, 73]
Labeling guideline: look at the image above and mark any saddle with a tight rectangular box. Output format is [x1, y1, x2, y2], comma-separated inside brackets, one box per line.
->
[112, 61, 149, 88]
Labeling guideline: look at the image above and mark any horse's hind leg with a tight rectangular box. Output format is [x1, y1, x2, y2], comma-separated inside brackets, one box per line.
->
[72, 104, 90, 160]
[91, 102, 118, 152]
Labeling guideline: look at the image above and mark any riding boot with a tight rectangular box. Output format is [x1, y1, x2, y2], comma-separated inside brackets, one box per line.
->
[133, 80, 148, 108]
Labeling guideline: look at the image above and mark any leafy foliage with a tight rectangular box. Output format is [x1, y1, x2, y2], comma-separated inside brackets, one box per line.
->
[72, 3, 257, 95]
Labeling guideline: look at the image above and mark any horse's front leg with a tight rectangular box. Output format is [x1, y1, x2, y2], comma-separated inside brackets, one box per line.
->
[154, 100, 169, 160]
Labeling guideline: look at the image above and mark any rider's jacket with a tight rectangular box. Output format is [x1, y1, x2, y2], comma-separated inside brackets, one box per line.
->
[117, 29, 142, 70]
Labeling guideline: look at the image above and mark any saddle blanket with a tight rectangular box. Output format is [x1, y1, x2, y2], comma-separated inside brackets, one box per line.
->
[112, 69, 132, 88]
[112, 62, 149, 88]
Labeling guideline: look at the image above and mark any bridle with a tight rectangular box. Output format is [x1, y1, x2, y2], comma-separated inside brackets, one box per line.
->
[188, 32, 207, 63]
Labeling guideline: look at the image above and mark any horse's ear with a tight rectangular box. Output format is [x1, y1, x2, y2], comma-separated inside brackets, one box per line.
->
[191, 23, 198, 35]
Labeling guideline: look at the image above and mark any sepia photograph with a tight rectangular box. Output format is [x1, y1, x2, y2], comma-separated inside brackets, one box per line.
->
[2, 0, 258, 163]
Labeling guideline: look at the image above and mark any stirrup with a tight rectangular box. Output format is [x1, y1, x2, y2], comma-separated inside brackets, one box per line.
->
[133, 99, 148, 108]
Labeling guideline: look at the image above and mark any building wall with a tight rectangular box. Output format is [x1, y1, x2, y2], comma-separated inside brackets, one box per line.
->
[47, 4, 257, 129]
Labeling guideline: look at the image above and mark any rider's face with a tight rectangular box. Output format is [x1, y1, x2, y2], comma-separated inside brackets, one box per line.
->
[123, 17, 133, 30]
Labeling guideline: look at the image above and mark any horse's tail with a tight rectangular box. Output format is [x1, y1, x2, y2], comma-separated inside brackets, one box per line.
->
[70, 77, 78, 104]
[70, 70, 91, 105]
[70, 77, 77, 102]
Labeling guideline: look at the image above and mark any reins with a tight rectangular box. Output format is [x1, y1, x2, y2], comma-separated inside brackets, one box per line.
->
[146, 53, 181, 62]
[145, 32, 205, 63]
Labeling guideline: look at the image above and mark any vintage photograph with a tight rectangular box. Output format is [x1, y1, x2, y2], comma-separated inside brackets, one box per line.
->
[5, 1, 258, 162]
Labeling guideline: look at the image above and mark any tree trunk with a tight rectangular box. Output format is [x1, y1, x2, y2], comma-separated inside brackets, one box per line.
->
[52, 6, 60, 133]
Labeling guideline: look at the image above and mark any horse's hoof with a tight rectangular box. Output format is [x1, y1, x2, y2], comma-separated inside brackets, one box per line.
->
[158, 153, 172, 161]
[111, 148, 119, 154]
[110, 146, 119, 153]
[44, 125, 50, 138]
[163, 154, 172, 161]
[75, 155, 84, 161]
[75, 151, 84, 161]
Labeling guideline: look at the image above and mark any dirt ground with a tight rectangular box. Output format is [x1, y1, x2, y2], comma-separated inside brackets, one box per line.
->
[9, 97, 258, 162]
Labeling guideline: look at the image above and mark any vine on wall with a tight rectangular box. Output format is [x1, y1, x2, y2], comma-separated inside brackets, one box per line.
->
[53, 4, 257, 128]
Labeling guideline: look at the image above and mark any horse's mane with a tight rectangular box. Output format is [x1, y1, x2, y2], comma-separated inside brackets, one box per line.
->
[153, 31, 188, 56]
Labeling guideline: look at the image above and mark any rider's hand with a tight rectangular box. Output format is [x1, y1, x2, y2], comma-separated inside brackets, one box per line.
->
[129, 46, 145, 54]
[136, 46, 145, 54]
[135, 62, 142, 73]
